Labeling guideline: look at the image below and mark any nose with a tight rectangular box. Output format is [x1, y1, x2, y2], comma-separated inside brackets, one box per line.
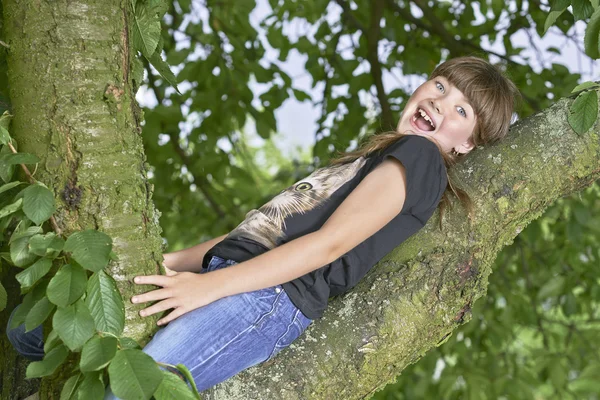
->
[430, 100, 441, 114]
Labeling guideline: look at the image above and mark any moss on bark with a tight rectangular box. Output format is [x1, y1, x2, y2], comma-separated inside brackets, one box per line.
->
[202, 99, 600, 399]
[1, 0, 163, 397]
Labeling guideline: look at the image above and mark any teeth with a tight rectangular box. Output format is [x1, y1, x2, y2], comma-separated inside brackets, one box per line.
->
[418, 108, 435, 129]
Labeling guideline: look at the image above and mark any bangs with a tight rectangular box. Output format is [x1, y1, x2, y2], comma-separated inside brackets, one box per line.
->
[429, 57, 517, 145]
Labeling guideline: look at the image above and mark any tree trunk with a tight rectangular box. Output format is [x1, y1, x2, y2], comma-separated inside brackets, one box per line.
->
[201, 102, 600, 399]
[1, 0, 164, 398]
[2, 1, 599, 399]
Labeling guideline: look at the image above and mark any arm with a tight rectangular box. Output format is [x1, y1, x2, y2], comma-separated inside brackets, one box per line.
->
[214, 157, 408, 297]
[132, 157, 408, 325]
[162, 234, 228, 274]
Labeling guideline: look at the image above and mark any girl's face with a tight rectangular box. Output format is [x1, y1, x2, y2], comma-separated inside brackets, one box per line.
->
[396, 77, 477, 155]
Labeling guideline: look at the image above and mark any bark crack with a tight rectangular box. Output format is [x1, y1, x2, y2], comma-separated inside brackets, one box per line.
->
[121, 6, 130, 85]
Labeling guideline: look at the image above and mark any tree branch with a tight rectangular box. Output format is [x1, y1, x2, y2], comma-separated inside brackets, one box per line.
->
[386, 0, 544, 112]
[202, 97, 600, 399]
[142, 56, 227, 220]
[334, 0, 366, 33]
[366, 0, 394, 130]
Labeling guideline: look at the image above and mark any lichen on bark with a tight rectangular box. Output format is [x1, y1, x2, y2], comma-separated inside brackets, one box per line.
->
[1, 0, 164, 397]
[202, 98, 600, 399]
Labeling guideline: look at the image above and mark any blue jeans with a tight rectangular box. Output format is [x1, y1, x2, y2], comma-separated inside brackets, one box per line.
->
[6, 255, 313, 396]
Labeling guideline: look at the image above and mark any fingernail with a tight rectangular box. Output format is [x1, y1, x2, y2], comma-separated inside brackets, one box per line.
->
[132, 297, 137, 303]
[139, 311, 145, 317]
[134, 277, 140, 283]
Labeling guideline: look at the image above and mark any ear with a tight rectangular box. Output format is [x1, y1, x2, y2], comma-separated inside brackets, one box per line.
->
[454, 137, 475, 155]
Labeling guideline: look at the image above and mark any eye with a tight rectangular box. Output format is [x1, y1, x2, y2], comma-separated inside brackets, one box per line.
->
[457, 106, 467, 118]
[435, 81, 445, 93]
[295, 182, 312, 191]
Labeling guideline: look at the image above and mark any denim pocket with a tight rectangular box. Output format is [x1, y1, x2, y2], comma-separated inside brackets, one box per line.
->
[205, 256, 237, 272]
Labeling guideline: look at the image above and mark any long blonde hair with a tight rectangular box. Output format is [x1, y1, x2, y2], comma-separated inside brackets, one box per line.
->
[329, 56, 519, 228]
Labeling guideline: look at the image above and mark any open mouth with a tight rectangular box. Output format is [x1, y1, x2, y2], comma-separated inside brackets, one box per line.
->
[411, 107, 436, 132]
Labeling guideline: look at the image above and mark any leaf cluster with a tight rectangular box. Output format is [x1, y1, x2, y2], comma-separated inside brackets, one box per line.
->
[0, 108, 200, 398]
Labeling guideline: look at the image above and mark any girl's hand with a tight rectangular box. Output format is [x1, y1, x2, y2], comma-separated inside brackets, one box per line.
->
[131, 272, 223, 326]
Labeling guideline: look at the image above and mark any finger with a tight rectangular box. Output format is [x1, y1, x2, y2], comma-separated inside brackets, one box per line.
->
[157, 307, 186, 326]
[139, 299, 178, 317]
[131, 288, 172, 304]
[134, 275, 170, 287]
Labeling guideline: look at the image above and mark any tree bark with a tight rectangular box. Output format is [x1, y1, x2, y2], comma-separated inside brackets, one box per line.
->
[1, 0, 164, 398]
[202, 103, 600, 399]
[2, 0, 600, 399]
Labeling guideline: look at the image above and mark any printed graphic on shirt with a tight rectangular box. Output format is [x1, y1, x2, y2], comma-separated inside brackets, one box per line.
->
[227, 157, 368, 249]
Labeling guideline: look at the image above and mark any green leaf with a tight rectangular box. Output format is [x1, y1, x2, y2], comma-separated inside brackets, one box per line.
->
[22, 184, 56, 225]
[131, 2, 161, 57]
[0, 281, 6, 311]
[0, 180, 22, 195]
[108, 349, 163, 400]
[10, 225, 42, 243]
[29, 232, 65, 258]
[25, 296, 55, 332]
[292, 89, 312, 102]
[572, 0, 595, 20]
[544, 9, 567, 34]
[568, 90, 598, 134]
[64, 229, 113, 272]
[26, 344, 69, 378]
[0, 111, 12, 130]
[0, 143, 15, 182]
[593, 0, 600, 9]
[571, 81, 600, 93]
[85, 270, 125, 336]
[47, 263, 88, 307]
[53, 300, 96, 351]
[15, 258, 53, 290]
[146, 0, 169, 20]
[584, 7, 600, 58]
[131, 55, 145, 89]
[119, 337, 142, 350]
[175, 364, 200, 397]
[537, 276, 567, 300]
[0, 125, 9, 145]
[76, 371, 105, 400]
[551, 0, 571, 11]
[0, 152, 40, 166]
[148, 50, 181, 95]
[60, 373, 82, 400]
[10, 232, 38, 267]
[153, 371, 199, 400]
[0, 198, 22, 219]
[44, 329, 62, 353]
[8, 285, 44, 330]
[80, 335, 118, 372]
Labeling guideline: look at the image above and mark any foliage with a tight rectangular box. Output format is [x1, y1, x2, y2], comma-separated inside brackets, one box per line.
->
[1, 0, 599, 398]
[372, 182, 600, 399]
[0, 113, 201, 397]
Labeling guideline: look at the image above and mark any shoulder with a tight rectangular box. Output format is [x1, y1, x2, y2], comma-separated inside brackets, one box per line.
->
[385, 134, 442, 157]
[381, 135, 447, 216]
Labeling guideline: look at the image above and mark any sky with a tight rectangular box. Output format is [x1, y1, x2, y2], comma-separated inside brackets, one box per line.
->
[137, 0, 600, 158]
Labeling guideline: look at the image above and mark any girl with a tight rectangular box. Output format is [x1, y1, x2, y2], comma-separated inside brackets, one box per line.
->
[7, 56, 518, 397]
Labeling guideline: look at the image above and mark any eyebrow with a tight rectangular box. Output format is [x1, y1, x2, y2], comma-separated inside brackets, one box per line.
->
[439, 77, 475, 117]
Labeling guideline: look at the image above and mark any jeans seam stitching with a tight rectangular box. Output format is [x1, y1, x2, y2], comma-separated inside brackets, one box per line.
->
[188, 289, 284, 375]
[268, 308, 300, 360]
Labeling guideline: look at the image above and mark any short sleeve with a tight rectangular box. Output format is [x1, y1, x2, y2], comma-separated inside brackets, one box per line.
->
[380, 135, 447, 220]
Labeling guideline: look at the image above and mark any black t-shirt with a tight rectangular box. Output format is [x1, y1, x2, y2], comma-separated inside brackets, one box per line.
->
[202, 135, 448, 319]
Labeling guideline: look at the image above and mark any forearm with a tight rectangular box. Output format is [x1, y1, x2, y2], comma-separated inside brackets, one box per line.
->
[163, 234, 228, 273]
[212, 230, 336, 297]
